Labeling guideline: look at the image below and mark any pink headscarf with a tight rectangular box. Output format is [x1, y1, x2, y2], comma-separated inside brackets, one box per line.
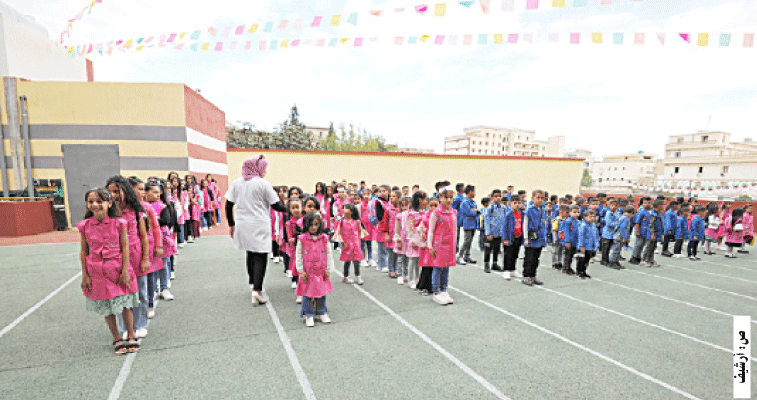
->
[242, 155, 268, 180]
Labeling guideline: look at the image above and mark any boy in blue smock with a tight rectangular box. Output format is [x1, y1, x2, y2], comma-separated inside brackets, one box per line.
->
[673, 206, 690, 258]
[641, 200, 665, 267]
[629, 197, 653, 265]
[600, 199, 619, 266]
[502, 196, 524, 281]
[576, 210, 600, 279]
[452, 183, 465, 253]
[608, 205, 634, 269]
[661, 201, 680, 257]
[457, 185, 480, 265]
[522, 190, 548, 286]
[688, 206, 706, 260]
[561, 205, 581, 276]
[484, 190, 506, 273]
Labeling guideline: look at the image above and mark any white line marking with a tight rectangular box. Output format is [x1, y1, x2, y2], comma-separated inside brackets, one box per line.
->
[108, 351, 137, 400]
[265, 300, 317, 400]
[661, 263, 757, 284]
[592, 277, 757, 326]
[0, 272, 82, 339]
[449, 285, 703, 400]
[334, 270, 511, 400]
[698, 258, 757, 273]
[625, 269, 757, 302]
[533, 285, 730, 353]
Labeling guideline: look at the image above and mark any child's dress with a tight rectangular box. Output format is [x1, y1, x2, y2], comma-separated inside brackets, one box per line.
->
[360, 200, 375, 241]
[149, 202, 177, 258]
[121, 207, 145, 275]
[724, 216, 745, 247]
[295, 233, 334, 299]
[428, 206, 458, 267]
[718, 208, 731, 237]
[418, 210, 432, 267]
[286, 218, 303, 278]
[706, 215, 721, 240]
[339, 219, 364, 262]
[404, 211, 421, 259]
[76, 216, 139, 315]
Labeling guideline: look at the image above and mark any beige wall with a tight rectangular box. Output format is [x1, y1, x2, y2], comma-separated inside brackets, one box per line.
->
[227, 149, 583, 197]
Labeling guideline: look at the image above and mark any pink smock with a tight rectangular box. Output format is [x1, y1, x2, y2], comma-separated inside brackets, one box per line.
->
[77, 216, 136, 300]
[338, 219, 364, 262]
[295, 233, 334, 298]
[429, 206, 458, 267]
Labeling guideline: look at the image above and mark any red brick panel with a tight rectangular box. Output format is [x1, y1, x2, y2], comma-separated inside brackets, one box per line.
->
[184, 85, 226, 142]
[188, 143, 227, 165]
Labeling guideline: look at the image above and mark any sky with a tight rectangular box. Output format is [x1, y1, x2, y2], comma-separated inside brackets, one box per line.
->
[5, 0, 757, 157]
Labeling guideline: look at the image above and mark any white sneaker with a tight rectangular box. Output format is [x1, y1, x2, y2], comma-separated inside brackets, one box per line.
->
[135, 328, 148, 338]
[296, 296, 303, 304]
[318, 314, 331, 324]
[178, 243, 185, 248]
[443, 292, 453, 304]
[409, 281, 417, 289]
[591, 256, 600, 262]
[159, 290, 174, 301]
[286, 270, 293, 278]
[167, 280, 172, 289]
[170, 271, 175, 280]
[342, 277, 354, 284]
[370, 260, 378, 267]
[457, 257, 467, 265]
[380, 267, 389, 273]
[673, 254, 682, 258]
[397, 276, 404, 285]
[291, 281, 297, 289]
[510, 270, 522, 279]
[376, 265, 382, 271]
[147, 310, 155, 319]
[305, 317, 315, 327]
[269, 253, 274, 259]
[503, 271, 511, 280]
[355, 276, 364, 285]
[360, 260, 368, 268]
[433, 293, 448, 305]
[639, 261, 650, 267]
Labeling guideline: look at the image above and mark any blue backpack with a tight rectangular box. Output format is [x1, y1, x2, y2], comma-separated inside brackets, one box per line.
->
[368, 199, 380, 226]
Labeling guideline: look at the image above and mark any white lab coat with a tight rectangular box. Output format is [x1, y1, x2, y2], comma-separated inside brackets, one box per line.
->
[224, 177, 280, 253]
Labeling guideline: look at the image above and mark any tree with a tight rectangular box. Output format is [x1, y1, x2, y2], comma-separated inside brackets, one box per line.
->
[581, 168, 593, 187]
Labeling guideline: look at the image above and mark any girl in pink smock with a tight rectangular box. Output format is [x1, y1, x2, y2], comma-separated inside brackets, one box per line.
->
[324, 185, 335, 231]
[416, 197, 438, 295]
[718, 201, 732, 250]
[142, 182, 170, 319]
[337, 203, 364, 285]
[314, 182, 328, 228]
[206, 174, 222, 224]
[704, 202, 721, 255]
[359, 188, 376, 268]
[406, 191, 428, 290]
[107, 176, 151, 340]
[385, 190, 401, 278]
[393, 197, 411, 285]
[724, 208, 745, 258]
[427, 187, 458, 306]
[180, 182, 192, 244]
[285, 199, 304, 303]
[77, 188, 139, 355]
[200, 179, 213, 229]
[295, 212, 334, 327]
[742, 205, 754, 253]
[190, 182, 203, 238]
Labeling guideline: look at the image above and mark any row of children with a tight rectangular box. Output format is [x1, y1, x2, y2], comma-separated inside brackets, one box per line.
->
[79, 172, 219, 354]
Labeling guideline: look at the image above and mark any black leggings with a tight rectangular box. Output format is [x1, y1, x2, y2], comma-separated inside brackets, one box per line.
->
[417, 267, 433, 294]
[246, 252, 268, 291]
[343, 261, 360, 277]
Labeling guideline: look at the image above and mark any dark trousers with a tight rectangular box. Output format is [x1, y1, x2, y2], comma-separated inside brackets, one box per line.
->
[456, 226, 461, 252]
[523, 246, 542, 278]
[563, 245, 577, 269]
[343, 261, 360, 277]
[642, 239, 657, 263]
[661, 234, 675, 253]
[246, 251, 268, 291]
[282, 253, 291, 273]
[673, 239, 684, 255]
[577, 250, 596, 274]
[600, 238, 613, 264]
[272, 240, 281, 257]
[503, 236, 523, 271]
[459, 229, 475, 259]
[687, 240, 699, 257]
[484, 237, 502, 264]
[417, 267, 433, 294]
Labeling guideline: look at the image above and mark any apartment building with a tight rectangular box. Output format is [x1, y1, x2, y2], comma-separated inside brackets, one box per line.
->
[663, 131, 757, 182]
[443, 126, 565, 157]
[592, 152, 657, 191]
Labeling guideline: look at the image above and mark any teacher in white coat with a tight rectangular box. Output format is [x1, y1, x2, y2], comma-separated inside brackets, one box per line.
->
[224, 155, 287, 305]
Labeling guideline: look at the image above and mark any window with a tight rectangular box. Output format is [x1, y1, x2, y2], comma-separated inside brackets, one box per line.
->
[677, 137, 684, 143]
[674, 151, 681, 158]
[674, 167, 679, 173]
[722, 166, 729, 174]
[622, 167, 625, 171]
[698, 167, 703, 173]
[702, 135, 708, 142]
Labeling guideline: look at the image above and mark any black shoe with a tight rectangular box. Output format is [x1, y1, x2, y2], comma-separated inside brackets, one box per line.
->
[563, 267, 576, 275]
[662, 251, 673, 257]
[619, 256, 626, 261]
[491, 264, 502, 271]
[738, 249, 749, 254]
[522, 277, 534, 286]
[532, 277, 543, 285]
[552, 264, 561, 270]
[577, 272, 590, 279]
[629, 258, 640, 265]
[609, 262, 622, 270]
[465, 258, 477, 264]
[484, 263, 491, 273]
[600, 261, 608, 266]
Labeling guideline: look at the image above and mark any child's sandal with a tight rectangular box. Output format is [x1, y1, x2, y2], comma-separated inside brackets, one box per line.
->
[127, 338, 140, 353]
[113, 339, 128, 355]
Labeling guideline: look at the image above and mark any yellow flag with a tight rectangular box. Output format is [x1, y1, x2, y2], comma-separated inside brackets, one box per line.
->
[420, 35, 430, 42]
[248, 23, 258, 33]
[494, 34, 504, 44]
[434, 3, 446, 16]
[90, 0, 96, 7]
[179, 32, 187, 39]
[552, 0, 565, 6]
[124, 39, 133, 47]
[592, 32, 602, 43]
[330, 15, 341, 26]
[340, 38, 350, 44]
[136, 45, 145, 51]
[201, 42, 210, 50]
[67, 46, 74, 54]
[698, 32, 709, 46]
[281, 39, 289, 48]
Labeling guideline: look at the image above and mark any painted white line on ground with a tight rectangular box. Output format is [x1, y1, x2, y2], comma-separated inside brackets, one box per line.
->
[265, 300, 317, 400]
[592, 277, 757, 326]
[533, 285, 730, 353]
[661, 263, 757, 284]
[108, 351, 137, 400]
[0, 272, 82, 339]
[625, 269, 757, 302]
[449, 285, 703, 400]
[698, 258, 757, 273]
[334, 270, 512, 400]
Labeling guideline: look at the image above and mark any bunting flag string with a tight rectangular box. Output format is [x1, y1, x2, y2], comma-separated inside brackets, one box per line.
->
[628, 180, 757, 195]
[59, 0, 650, 47]
[69, 30, 757, 57]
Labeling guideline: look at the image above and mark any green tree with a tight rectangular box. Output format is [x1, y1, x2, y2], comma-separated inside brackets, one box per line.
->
[581, 168, 593, 187]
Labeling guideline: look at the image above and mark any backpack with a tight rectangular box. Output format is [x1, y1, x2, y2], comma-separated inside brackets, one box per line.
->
[368, 198, 380, 226]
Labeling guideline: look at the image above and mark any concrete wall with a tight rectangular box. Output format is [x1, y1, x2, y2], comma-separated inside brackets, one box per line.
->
[227, 149, 583, 198]
[0, 3, 87, 81]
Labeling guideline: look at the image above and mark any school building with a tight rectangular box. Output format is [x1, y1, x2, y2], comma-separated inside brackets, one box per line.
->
[0, 78, 227, 230]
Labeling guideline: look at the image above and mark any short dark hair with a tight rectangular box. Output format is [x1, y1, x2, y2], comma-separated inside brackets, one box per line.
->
[584, 209, 597, 217]
[597, 193, 607, 198]
[653, 200, 665, 209]
[532, 189, 544, 196]
[481, 197, 491, 206]
[302, 211, 325, 235]
[456, 183, 465, 192]
[510, 195, 521, 202]
[464, 185, 475, 194]
[550, 194, 558, 202]
[491, 189, 502, 196]
[588, 197, 598, 203]
[559, 204, 570, 212]
[608, 198, 618, 204]
[517, 190, 527, 196]
[624, 205, 635, 214]
[343, 203, 360, 220]
[680, 206, 690, 214]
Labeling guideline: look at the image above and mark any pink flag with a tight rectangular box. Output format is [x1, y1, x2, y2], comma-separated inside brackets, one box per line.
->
[215, 42, 223, 51]
[167, 33, 177, 42]
[229, 41, 237, 50]
[236, 25, 245, 35]
[508, 33, 518, 43]
[463, 34, 473, 45]
[311, 16, 322, 27]
[656, 32, 666, 45]
[395, 7, 406, 12]
[259, 40, 267, 50]
[480, 0, 491, 13]
[158, 34, 167, 46]
[245, 41, 252, 50]
[208, 27, 218, 36]
[291, 39, 300, 47]
[634, 32, 645, 45]
[524, 33, 533, 43]
[570, 32, 580, 44]
[294, 19, 304, 29]
[106, 47, 113, 55]
[144, 36, 154, 44]
[278, 20, 289, 29]
[601, 0, 611, 3]
[315, 38, 326, 46]
[354, 38, 363, 47]
[502, 0, 514, 11]
[222, 27, 231, 37]
[548, 32, 559, 42]
[526, 0, 539, 10]
[679, 33, 690, 43]
[434, 35, 445, 44]
[395, 37, 404, 45]
[744, 33, 754, 48]
[415, 5, 428, 14]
